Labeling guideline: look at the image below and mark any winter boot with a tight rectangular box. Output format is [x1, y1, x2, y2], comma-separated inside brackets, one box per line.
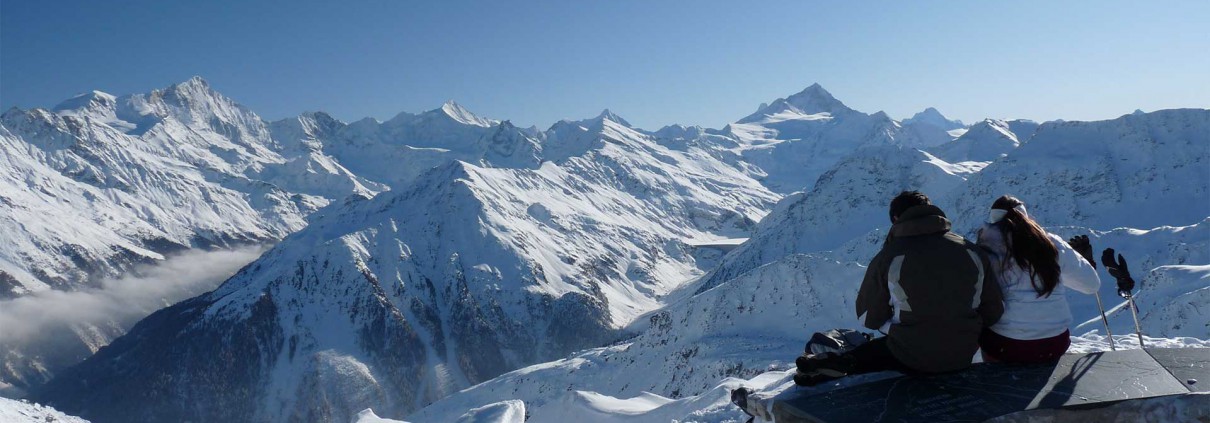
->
[793, 369, 839, 386]
[730, 387, 757, 423]
[795, 351, 858, 386]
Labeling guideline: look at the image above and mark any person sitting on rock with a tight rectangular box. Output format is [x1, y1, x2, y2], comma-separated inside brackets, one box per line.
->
[795, 190, 1004, 385]
[975, 195, 1101, 363]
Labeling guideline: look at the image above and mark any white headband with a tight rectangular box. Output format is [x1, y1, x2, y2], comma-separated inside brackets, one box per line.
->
[987, 204, 1028, 224]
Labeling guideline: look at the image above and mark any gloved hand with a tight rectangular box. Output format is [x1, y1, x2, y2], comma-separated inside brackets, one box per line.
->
[1069, 235, 1095, 269]
[1101, 248, 1135, 297]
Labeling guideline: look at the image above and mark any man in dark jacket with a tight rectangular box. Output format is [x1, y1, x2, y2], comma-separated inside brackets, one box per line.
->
[796, 191, 1004, 385]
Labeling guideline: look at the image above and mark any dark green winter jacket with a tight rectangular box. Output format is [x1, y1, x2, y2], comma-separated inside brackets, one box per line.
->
[856, 205, 1004, 373]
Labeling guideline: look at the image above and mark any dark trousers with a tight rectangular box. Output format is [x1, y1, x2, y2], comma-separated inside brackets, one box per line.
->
[979, 328, 1070, 364]
[844, 336, 913, 375]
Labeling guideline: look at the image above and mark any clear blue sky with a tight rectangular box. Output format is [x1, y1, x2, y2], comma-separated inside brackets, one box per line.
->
[3, 1, 1207, 129]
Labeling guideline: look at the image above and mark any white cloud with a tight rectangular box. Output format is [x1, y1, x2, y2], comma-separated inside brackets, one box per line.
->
[0, 246, 265, 346]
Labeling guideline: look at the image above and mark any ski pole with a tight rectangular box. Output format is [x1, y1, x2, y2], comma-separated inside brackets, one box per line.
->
[1071, 236, 1116, 350]
[1093, 292, 1116, 351]
[1126, 294, 1145, 348]
[1102, 248, 1143, 349]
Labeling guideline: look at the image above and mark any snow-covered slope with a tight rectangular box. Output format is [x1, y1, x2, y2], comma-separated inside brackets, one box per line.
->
[949, 109, 1210, 234]
[928, 118, 1029, 163]
[33, 115, 778, 423]
[1136, 265, 1210, 339]
[356, 400, 524, 423]
[0, 397, 88, 423]
[409, 254, 865, 423]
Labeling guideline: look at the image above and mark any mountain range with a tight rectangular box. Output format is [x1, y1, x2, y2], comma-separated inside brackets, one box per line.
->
[1, 78, 1205, 423]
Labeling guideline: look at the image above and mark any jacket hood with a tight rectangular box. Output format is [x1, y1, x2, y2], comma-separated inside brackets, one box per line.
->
[976, 223, 1009, 255]
[890, 205, 951, 237]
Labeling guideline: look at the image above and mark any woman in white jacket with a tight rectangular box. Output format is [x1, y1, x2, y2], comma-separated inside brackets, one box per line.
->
[976, 195, 1101, 363]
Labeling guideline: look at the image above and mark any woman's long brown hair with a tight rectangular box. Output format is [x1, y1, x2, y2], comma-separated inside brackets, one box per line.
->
[991, 195, 1061, 297]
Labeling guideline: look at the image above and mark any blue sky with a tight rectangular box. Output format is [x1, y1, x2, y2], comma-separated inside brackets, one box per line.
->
[2, 1, 1207, 129]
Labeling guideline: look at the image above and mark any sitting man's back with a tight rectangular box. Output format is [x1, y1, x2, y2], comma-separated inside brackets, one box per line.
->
[858, 193, 1003, 373]
[796, 191, 1003, 385]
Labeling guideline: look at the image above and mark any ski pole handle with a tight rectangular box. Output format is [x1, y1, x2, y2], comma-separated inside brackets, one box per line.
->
[1101, 248, 1136, 298]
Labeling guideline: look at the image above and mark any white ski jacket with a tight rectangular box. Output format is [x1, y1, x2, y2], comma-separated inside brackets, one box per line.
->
[977, 226, 1101, 340]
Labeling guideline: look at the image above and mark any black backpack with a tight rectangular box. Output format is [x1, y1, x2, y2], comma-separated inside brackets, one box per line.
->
[805, 328, 872, 356]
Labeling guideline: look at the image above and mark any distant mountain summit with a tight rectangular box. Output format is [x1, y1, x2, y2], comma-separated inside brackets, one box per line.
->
[739, 83, 855, 123]
[903, 107, 965, 131]
[437, 100, 498, 127]
[928, 118, 1030, 163]
[725, 83, 963, 192]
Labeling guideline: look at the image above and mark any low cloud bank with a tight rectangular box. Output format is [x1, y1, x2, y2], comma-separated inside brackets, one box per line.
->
[0, 246, 265, 346]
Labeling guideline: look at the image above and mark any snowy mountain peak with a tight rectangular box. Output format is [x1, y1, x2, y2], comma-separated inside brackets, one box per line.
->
[477, 120, 543, 168]
[160, 76, 220, 103]
[975, 118, 1013, 133]
[49, 90, 130, 130]
[783, 83, 850, 114]
[557, 109, 634, 131]
[739, 83, 855, 123]
[594, 109, 632, 127]
[926, 118, 1021, 163]
[653, 124, 704, 141]
[121, 76, 268, 139]
[439, 100, 497, 127]
[903, 107, 965, 130]
[300, 110, 342, 127]
[53, 90, 118, 113]
[182, 75, 210, 88]
[270, 111, 347, 148]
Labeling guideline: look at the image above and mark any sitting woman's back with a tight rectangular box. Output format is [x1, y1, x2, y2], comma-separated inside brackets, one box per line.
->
[976, 195, 1100, 363]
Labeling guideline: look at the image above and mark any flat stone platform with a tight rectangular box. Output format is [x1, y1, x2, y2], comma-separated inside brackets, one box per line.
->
[772, 348, 1209, 422]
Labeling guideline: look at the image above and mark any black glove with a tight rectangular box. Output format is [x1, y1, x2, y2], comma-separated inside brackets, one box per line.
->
[1101, 248, 1135, 297]
[1069, 235, 1095, 269]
